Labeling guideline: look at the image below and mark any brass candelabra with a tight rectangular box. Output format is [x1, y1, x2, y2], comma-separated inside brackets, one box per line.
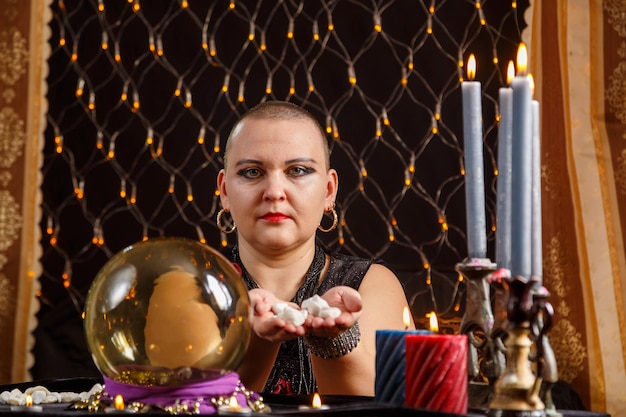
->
[457, 262, 559, 416]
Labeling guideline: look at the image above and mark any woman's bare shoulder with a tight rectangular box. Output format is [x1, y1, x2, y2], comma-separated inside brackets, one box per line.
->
[359, 263, 407, 305]
[362, 262, 403, 286]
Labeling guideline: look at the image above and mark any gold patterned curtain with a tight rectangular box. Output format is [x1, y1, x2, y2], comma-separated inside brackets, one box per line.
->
[5, 0, 626, 415]
[0, 0, 50, 385]
[526, 0, 626, 415]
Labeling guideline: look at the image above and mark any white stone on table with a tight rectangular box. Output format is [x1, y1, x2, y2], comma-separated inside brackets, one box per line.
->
[0, 383, 103, 405]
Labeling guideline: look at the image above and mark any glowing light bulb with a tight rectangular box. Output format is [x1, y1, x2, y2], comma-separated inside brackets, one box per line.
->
[101, 32, 108, 49]
[287, 20, 294, 39]
[373, 13, 382, 32]
[348, 66, 356, 85]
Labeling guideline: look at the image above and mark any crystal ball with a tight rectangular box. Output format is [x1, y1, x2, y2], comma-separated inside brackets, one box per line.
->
[84, 238, 251, 386]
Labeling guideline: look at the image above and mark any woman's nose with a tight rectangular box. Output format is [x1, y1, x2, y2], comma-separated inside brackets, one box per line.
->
[262, 173, 287, 201]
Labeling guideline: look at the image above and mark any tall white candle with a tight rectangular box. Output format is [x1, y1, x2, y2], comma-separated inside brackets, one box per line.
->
[461, 54, 487, 259]
[531, 99, 542, 281]
[510, 44, 533, 280]
[495, 61, 515, 271]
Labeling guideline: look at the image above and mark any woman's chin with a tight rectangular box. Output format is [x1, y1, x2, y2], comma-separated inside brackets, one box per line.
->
[243, 227, 313, 251]
[256, 235, 304, 252]
[261, 240, 297, 252]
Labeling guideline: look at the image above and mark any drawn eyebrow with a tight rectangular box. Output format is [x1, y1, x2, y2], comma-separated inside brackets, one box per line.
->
[234, 157, 318, 167]
[285, 157, 317, 165]
[233, 159, 264, 167]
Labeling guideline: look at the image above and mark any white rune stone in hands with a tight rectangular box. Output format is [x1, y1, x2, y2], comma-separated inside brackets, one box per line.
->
[271, 294, 341, 325]
[301, 295, 341, 319]
[272, 302, 308, 326]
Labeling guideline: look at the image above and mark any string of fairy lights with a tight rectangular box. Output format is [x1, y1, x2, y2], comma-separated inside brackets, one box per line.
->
[41, 0, 526, 322]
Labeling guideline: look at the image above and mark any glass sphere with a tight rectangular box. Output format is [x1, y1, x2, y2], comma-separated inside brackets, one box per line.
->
[84, 238, 251, 386]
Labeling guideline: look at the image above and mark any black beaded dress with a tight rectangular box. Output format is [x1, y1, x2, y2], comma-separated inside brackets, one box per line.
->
[231, 244, 373, 395]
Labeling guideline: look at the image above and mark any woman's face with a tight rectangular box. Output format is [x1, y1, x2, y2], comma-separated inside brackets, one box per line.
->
[218, 117, 337, 253]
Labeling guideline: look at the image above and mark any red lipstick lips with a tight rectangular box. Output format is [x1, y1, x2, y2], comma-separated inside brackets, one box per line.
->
[261, 212, 289, 222]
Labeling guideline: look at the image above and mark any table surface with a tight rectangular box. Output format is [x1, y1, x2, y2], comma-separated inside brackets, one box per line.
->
[0, 378, 611, 417]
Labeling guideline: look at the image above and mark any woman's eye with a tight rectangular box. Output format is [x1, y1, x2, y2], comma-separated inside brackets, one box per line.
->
[289, 166, 314, 176]
[238, 168, 261, 178]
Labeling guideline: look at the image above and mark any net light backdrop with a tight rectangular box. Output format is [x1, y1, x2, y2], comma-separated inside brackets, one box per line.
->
[35, 0, 528, 377]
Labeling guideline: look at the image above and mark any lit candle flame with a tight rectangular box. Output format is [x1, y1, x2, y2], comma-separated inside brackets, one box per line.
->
[506, 60, 515, 85]
[228, 395, 240, 409]
[403, 306, 411, 330]
[428, 311, 439, 333]
[467, 54, 476, 80]
[516, 42, 528, 76]
[312, 392, 323, 409]
[25, 394, 33, 408]
[114, 394, 125, 411]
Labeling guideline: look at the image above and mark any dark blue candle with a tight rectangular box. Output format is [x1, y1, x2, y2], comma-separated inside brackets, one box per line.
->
[375, 312, 432, 405]
[375, 330, 404, 403]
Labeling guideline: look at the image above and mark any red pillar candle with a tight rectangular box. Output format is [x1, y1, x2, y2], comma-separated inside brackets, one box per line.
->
[404, 334, 468, 414]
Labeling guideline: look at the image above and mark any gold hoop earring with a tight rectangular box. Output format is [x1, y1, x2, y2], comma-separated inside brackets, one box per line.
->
[217, 208, 236, 234]
[318, 207, 338, 233]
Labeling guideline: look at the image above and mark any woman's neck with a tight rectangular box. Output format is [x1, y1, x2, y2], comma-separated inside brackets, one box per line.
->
[236, 242, 319, 301]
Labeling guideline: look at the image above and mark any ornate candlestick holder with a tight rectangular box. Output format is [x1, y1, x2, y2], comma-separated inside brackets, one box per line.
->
[490, 270, 510, 376]
[530, 287, 561, 417]
[456, 258, 498, 409]
[487, 273, 547, 417]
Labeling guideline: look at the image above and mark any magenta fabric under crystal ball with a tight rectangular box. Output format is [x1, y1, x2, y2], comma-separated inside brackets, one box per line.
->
[83, 238, 251, 386]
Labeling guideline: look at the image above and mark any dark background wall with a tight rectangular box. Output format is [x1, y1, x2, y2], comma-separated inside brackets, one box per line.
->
[33, 0, 528, 379]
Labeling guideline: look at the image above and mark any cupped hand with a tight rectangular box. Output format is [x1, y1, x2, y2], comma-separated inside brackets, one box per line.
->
[248, 288, 306, 342]
[304, 286, 363, 338]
